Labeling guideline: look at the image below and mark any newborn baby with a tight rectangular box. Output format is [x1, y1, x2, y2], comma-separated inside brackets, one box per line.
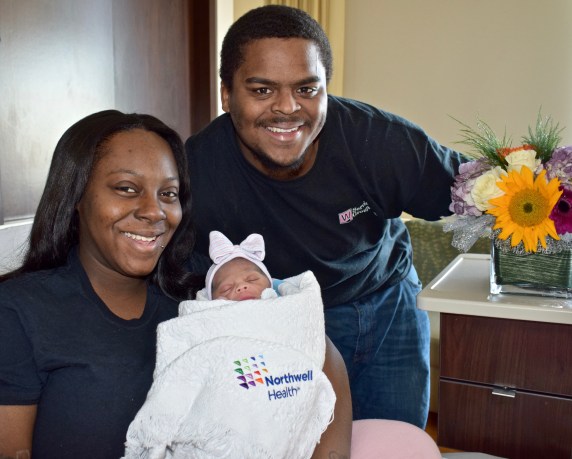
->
[123, 231, 335, 459]
[206, 231, 273, 301]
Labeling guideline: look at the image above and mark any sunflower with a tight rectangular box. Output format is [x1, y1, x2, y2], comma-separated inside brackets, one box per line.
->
[487, 166, 562, 252]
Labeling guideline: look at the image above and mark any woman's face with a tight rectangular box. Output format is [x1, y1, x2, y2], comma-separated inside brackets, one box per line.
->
[76, 128, 182, 281]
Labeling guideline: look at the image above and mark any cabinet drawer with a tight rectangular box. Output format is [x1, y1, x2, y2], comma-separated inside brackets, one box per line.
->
[439, 379, 572, 459]
[440, 314, 572, 396]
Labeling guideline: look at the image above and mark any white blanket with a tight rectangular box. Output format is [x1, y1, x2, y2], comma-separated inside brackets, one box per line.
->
[123, 271, 336, 459]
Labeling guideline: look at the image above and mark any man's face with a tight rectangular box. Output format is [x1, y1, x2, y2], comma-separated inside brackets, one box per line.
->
[221, 37, 328, 180]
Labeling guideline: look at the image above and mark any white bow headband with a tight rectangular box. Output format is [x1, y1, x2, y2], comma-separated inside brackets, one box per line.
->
[205, 231, 272, 299]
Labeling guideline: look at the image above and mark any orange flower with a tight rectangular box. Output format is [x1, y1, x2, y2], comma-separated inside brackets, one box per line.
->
[496, 144, 535, 159]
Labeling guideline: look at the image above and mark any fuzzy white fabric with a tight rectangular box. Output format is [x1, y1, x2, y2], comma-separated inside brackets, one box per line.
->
[123, 271, 335, 459]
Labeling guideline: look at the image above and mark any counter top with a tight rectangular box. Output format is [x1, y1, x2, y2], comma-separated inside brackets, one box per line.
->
[417, 253, 572, 324]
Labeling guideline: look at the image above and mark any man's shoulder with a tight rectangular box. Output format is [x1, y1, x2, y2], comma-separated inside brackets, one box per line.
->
[327, 95, 419, 130]
[325, 95, 424, 144]
[186, 113, 233, 150]
[185, 114, 239, 177]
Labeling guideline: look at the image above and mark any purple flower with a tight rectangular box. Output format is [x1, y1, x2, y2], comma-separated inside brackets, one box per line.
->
[449, 158, 491, 216]
[545, 146, 572, 191]
[550, 186, 572, 235]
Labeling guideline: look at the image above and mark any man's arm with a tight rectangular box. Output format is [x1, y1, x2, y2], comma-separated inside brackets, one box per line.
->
[0, 405, 36, 458]
[312, 336, 352, 459]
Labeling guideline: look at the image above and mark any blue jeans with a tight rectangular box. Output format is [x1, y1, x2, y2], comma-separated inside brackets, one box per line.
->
[324, 266, 430, 428]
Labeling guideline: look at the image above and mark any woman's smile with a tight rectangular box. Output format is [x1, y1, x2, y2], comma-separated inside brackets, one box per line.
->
[77, 128, 182, 280]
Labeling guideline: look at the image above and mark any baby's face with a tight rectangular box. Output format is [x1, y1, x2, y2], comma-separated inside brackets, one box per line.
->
[212, 258, 271, 301]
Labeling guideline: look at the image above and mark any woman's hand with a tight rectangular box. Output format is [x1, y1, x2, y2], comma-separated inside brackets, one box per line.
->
[311, 336, 352, 459]
[0, 404, 36, 458]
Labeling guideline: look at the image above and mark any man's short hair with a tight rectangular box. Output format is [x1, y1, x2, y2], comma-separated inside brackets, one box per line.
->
[220, 5, 333, 89]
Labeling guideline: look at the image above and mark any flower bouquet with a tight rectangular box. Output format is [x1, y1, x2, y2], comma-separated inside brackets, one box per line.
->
[445, 112, 572, 298]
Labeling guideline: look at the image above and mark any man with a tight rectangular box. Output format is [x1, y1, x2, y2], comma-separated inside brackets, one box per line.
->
[186, 5, 464, 429]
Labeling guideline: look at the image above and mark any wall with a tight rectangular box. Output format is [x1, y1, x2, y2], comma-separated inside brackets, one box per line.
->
[343, 0, 572, 148]
[215, 0, 236, 116]
[0, 1, 114, 222]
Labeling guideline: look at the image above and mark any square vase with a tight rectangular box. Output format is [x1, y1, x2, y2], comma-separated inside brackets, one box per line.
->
[490, 243, 572, 298]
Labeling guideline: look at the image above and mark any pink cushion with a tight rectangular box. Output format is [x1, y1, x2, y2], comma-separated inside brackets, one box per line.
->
[351, 419, 442, 459]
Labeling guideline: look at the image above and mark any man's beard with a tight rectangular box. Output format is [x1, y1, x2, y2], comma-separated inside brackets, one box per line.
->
[250, 145, 307, 175]
[253, 117, 319, 175]
[233, 113, 324, 178]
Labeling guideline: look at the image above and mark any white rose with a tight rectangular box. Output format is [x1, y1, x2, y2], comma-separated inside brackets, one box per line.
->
[471, 166, 506, 211]
[505, 149, 540, 173]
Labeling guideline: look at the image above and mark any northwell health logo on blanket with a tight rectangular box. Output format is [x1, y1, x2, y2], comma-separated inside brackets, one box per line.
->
[234, 355, 268, 388]
[234, 354, 314, 401]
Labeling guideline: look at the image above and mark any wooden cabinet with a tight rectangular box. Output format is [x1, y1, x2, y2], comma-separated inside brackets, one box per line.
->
[417, 254, 572, 459]
[438, 313, 572, 458]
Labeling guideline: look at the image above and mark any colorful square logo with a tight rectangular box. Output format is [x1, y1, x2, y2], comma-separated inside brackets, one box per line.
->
[233, 354, 269, 389]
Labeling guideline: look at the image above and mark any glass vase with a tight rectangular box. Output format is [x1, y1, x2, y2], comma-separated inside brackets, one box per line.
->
[490, 243, 572, 298]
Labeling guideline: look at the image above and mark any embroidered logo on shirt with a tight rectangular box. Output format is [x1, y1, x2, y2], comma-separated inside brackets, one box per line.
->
[234, 355, 269, 389]
[338, 201, 371, 224]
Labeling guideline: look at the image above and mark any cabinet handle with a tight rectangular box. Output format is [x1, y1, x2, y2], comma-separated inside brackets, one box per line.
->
[492, 387, 516, 398]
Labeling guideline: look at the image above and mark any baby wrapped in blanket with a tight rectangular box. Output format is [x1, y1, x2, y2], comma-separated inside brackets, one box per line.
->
[123, 231, 336, 459]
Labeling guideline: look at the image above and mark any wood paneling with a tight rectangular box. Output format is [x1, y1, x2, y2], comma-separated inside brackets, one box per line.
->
[439, 380, 572, 459]
[112, 0, 193, 139]
[441, 314, 572, 396]
[0, 0, 212, 223]
[439, 313, 572, 458]
[189, 0, 213, 134]
[0, 0, 115, 221]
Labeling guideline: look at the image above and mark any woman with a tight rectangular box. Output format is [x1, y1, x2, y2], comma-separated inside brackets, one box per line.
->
[0, 110, 201, 457]
[0, 111, 352, 458]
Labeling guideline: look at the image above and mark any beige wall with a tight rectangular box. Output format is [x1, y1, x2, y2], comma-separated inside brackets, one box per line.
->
[343, 0, 572, 148]
[234, 0, 261, 18]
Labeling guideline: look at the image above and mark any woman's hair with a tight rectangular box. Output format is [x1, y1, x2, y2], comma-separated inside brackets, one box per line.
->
[1, 110, 200, 300]
[220, 4, 333, 89]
